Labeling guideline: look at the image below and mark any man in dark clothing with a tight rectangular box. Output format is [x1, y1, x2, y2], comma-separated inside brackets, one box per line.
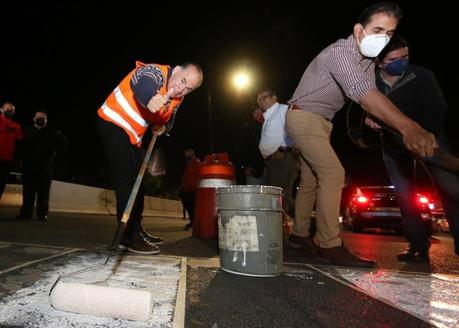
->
[0, 101, 22, 199]
[235, 107, 265, 185]
[18, 111, 68, 221]
[180, 148, 202, 230]
[349, 36, 459, 260]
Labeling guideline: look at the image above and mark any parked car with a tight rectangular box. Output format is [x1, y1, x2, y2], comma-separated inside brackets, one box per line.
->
[342, 186, 434, 235]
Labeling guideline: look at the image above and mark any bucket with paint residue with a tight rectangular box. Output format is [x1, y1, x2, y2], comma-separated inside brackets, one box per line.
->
[216, 185, 283, 277]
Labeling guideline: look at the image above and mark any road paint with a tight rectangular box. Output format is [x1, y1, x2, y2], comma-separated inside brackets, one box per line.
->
[172, 257, 187, 328]
[297, 263, 459, 328]
[0, 253, 182, 328]
[0, 249, 81, 275]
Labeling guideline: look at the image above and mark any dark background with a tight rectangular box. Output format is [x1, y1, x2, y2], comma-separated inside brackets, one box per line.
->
[1, 1, 456, 194]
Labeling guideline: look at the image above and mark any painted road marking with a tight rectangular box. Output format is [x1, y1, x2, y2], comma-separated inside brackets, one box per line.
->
[172, 257, 187, 328]
[286, 262, 459, 328]
[0, 253, 182, 328]
[0, 249, 81, 275]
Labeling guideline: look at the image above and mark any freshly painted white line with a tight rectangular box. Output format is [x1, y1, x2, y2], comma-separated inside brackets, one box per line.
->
[0, 249, 81, 275]
[0, 241, 78, 250]
[285, 262, 459, 328]
[173, 257, 187, 328]
[0, 254, 182, 327]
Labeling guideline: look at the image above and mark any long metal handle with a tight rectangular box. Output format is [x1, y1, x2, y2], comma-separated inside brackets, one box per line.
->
[49, 133, 159, 296]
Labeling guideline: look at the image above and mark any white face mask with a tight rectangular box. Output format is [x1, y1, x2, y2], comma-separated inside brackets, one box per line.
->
[359, 27, 390, 58]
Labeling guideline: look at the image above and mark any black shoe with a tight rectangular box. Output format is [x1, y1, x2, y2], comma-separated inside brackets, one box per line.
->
[318, 245, 376, 268]
[139, 227, 164, 245]
[37, 215, 48, 221]
[185, 223, 192, 230]
[397, 248, 429, 262]
[288, 234, 319, 256]
[127, 232, 160, 255]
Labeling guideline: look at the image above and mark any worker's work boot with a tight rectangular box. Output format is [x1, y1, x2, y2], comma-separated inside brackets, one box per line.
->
[127, 232, 160, 255]
[139, 227, 164, 245]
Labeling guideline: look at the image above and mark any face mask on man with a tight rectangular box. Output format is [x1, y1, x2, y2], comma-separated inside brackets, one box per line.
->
[34, 117, 46, 127]
[383, 58, 409, 76]
[359, 27, 390, 58]
[185, 155, 193, 162]
[3, 110, 14, 119]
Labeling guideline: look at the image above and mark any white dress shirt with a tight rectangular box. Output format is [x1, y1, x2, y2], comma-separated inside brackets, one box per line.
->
[259, 102, 293, 158]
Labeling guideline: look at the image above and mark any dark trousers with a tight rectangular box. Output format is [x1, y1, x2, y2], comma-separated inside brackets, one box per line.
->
[0, 161, 12, 199]
[180, 191, 196, 223]
[383, 136, 459, 255]
[20, 165, 52, 218]
[98, 117, 145, 239]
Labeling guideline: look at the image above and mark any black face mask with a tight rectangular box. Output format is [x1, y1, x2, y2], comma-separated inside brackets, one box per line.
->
[185, 156, 193, 162]
[34, 117, 46, 127]
[3, 110, 14, 119]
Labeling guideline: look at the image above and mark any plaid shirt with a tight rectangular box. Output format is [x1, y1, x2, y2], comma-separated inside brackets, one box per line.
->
[289, 35, 377, 120]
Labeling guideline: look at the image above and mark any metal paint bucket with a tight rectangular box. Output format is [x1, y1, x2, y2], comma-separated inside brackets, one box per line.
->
[216, 185, 283, 277]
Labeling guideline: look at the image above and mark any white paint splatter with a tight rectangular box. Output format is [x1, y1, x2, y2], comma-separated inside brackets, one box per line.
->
[337, 269, 459, 328]
[0, 253, 181, 328]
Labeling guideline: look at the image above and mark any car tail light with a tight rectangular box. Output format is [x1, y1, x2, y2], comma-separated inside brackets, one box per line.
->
[356, 195, 369, 204]
[418, 195, 429, 204]
[416, 194, 431, 212]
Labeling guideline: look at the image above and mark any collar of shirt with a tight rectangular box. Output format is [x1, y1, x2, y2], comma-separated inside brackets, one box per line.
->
[263, 102, 280, 120]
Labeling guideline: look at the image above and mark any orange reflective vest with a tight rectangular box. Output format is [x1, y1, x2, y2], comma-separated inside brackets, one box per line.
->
[98, 62, 183, 146]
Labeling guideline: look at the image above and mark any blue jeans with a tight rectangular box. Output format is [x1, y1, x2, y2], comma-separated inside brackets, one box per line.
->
[383, 136, 459, 255]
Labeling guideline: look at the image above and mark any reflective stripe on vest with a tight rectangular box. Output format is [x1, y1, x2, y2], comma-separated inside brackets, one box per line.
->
[101, 103, 142, 144]
[114, 86, 148, 128]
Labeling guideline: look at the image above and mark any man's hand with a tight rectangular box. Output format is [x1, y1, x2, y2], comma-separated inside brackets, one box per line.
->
[146, 88, 175, 113]
[151, 125, 166, 136]
[364, 117, 382, 130]
[402, 125, 437, 157]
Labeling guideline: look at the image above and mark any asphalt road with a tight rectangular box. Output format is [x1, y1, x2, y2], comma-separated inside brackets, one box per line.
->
[1, 206, 458, 327]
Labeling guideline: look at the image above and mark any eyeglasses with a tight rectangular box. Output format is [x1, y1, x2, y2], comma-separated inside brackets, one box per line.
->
[257, 94, 273, 102]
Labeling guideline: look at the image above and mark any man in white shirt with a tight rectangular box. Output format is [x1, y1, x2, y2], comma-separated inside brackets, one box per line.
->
[258, 89, 299, 215]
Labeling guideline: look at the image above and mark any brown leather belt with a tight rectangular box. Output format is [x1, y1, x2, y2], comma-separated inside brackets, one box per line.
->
[289, 105, 331, 122]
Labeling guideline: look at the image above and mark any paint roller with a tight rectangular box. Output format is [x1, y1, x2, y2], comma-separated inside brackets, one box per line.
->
[49, 90, 174, 321]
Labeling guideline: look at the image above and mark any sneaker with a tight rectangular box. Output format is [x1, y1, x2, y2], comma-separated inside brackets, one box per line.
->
[185, 223, 192, 230]
[37, 215, 48, 221]
[139, 227, 164, 245]
[288, 234, 319, 256]
[397, 248, 429, 262]
[127, 232, 161, 255]
[318, 245, 376, 268]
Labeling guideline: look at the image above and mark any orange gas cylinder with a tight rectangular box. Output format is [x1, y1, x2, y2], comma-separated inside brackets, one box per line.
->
[193, 153, 235, 239]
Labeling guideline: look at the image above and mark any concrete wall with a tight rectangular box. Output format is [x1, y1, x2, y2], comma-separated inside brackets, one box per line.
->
[0, 181, 182, 218]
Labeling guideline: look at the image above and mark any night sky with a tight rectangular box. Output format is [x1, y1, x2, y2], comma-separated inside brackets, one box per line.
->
[1, 1, 456, 192]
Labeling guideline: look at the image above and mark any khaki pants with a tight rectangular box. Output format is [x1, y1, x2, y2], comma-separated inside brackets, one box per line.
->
[285, 110, 344, 248]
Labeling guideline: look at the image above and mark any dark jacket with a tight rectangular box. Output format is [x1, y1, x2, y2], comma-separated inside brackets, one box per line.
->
[19, 125, 69, 169]
[347, 65, 448, 152]
[234, 120, 265, 179]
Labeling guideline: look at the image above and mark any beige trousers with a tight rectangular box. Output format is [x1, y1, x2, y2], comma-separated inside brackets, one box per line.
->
[285, 110, 345, 248]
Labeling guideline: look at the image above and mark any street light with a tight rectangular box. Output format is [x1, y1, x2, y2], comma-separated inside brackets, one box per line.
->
[207, 68, 253, 153]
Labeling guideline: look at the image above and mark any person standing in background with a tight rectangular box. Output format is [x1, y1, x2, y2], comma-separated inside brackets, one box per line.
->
[0, 101, 22, 200]
[18, 111, 68, 221]
[180, 148, 202, 230]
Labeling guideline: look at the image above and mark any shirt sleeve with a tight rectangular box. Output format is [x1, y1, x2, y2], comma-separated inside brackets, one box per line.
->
[325, 47, 377, 103]
[130, 64, 164, 107]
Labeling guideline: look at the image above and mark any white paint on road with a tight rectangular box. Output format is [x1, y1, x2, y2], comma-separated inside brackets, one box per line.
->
[0, 253, 182, 328]
[335, 268, 459, 328]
